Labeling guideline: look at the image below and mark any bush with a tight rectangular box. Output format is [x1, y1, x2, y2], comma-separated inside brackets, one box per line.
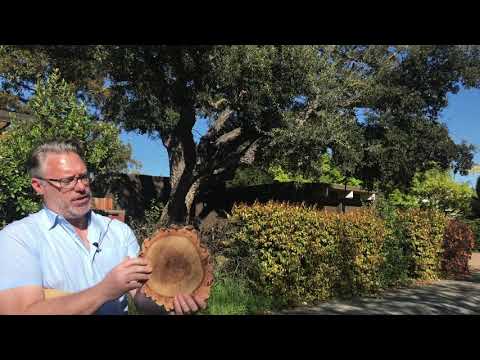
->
[129, 198, 164, 245]
[268, 153, 363, 186]
[387, 189, 420, 209]
[372, 196, 412, 288]
[441, 219, 475, 278]
[202, 201, 455, 311]
[410, 168, 474, 217]
[337, 209, 387, 297]
[379, 233, 412, 288]
[222, 202, 388, 307]
[462, 219, 480, 251]
[396, 208, 448, 281]
[387, 168, 474, 217]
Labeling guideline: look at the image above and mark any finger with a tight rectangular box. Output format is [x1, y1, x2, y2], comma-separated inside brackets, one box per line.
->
[193, 295, 207, 310]
[177, 294, 191, 314]
[174, 295, 183, 315]
[126, 273, 150, 283]
[119, 256, 142, 269]
[183, 294, 199, 313]
[126, 265, 153, 274]
[127, 280, 143, 290]
[123, 257, 150, 267]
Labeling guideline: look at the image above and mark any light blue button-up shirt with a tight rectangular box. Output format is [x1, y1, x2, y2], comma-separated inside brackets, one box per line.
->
[0, 207, 140, 314]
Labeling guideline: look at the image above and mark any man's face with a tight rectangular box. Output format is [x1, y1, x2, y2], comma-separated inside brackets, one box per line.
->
[31, 152, 92, 220]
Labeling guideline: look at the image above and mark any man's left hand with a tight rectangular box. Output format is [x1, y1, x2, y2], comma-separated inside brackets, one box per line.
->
[172, 293, 207, 315]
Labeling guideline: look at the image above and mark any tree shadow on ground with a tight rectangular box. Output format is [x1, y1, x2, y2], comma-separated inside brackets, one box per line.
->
[280, 270, 480, 315]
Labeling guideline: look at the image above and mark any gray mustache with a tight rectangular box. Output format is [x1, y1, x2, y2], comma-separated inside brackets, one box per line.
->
[72, 193, 91, 201]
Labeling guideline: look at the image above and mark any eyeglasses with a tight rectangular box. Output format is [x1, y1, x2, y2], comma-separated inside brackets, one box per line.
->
[37, 172, 94, 191]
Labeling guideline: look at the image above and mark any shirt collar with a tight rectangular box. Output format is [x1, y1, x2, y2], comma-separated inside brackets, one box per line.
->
[42, 205, 92, 230]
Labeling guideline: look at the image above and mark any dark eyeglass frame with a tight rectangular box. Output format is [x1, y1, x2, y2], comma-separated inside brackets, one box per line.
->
[37, 172, 94, 191]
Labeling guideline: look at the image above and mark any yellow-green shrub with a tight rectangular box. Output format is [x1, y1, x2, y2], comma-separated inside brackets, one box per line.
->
[337, 209, 387, 297]
[228, 202, 388, 306]
[396, 208, 448, 280]
[210, 202, 450, 309]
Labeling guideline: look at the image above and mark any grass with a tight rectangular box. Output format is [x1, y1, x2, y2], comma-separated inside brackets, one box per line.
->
[128, 294, 141, 315]
[200, 272, 273, 315]
[128, 271, 273, 315]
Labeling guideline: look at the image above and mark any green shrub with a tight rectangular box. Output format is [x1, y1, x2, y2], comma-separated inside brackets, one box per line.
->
[300, 210, 343, 302]
[378, 212, 412, 288]
[462, 218, 480, 251]
[410, 168, 474, 218]
[226, 165, 274, 188]
[228, 202, 308, 307]
[387, 188, 419, 209]
[396, 208, 448, 280]
[225, 202, 388, 307]
[379, 233, 412, 288]
[375, 194, 458, 283]
[202, 201, 454, 311]
[129, 198, 164, 245]
[387, 168, 474, 217]
[441, 219, 475, 278]
[268, 153, 362, 186]
[337, 209, 387, 297]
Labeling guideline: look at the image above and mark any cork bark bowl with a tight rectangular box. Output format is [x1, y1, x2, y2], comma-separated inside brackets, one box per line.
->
[139, 225, 214, 311]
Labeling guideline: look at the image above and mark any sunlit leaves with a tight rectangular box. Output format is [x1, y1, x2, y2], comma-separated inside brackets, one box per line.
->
[0, 70, 134, 226]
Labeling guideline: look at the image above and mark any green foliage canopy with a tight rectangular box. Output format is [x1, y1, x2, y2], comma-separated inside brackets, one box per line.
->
[2, 45, 480, 223]
[0, 70, 135, 227]
[387, 167, 474, 217]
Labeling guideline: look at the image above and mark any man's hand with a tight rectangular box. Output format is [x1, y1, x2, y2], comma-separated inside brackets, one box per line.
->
[98, 257, 152, 301]
[173, 294, 207, 315]
[133, 288, 207, 315]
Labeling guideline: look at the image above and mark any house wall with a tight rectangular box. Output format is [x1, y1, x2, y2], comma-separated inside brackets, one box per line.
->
[92, 173, 375, 224]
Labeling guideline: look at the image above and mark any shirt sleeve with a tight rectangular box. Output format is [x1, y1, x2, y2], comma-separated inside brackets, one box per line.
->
[125, 225, 140, 258]
[0, 228, 43, 291]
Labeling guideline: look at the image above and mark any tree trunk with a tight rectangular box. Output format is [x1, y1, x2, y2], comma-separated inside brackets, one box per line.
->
[159, 107, 197, 226]
[185, 177, 203, 223]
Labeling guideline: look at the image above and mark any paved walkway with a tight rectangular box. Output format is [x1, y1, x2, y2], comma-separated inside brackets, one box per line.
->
[280, 253, 480, 315]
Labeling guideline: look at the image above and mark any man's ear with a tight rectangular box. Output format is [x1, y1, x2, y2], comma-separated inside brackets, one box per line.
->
[31, 178, 44, 196]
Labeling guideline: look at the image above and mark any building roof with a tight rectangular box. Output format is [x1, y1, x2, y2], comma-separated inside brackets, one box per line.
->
[0, 109, 36, 135]
[0, 109, 34, 123]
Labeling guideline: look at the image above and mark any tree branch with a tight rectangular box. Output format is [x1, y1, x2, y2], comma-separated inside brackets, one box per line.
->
[239, 138, 261, 165]
[213, 108, 234, 133]
[209, 98, 227, 110]
[215, 127, 242, 147]
[206, 137, 261, 180]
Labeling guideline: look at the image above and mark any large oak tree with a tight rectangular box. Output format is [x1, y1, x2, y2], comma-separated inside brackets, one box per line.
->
[1, 45, 479, 224]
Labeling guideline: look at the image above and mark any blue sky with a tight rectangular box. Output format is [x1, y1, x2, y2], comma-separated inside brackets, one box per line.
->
[440, 88, 480, 187]
[121, 88, 480, 187]
[121, 117, 210, 177]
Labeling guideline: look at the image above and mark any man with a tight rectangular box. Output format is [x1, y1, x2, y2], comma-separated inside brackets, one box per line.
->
[0, 141, 206, 315]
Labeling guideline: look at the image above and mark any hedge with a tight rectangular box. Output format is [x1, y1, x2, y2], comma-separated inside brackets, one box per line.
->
[395, 208, 448, 281]
[441, 219, 475, 278]
[223, 202, 388, 306]
[203, 201, 471, 309]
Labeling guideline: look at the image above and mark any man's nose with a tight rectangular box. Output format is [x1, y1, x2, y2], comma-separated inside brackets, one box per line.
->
[74, 178, 88, 192]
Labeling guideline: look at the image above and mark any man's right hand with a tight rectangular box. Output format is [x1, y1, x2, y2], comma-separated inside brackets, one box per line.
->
[97, 257, 152, 301]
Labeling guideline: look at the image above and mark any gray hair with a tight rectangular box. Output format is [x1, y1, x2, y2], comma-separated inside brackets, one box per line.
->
[28, 141, 84, 178]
